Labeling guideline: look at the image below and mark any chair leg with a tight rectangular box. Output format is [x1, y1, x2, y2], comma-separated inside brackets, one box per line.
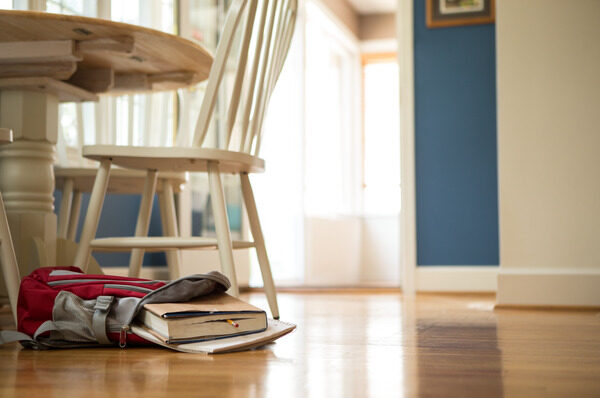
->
[73, 160, 111, 273]
[240, 173, 279, 319]
[128, 170, 158, 278]
[208, 161, 239, 296]
[57, 178, 74, 239]
[67, 191, 82, 241]
[0, 193, 21, 325]
[159, 182, 181, 280]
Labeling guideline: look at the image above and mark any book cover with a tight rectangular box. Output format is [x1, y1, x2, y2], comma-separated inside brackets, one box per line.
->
[132, 319, 296, 354]
[137, 293, 268, 343]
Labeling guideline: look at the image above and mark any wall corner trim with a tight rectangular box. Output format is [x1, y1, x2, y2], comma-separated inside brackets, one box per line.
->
[497, 268, 600, 307]
[416, 266, 498, 292]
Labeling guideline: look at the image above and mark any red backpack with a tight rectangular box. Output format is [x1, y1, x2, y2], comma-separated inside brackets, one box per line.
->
[1, 266, 230, 349]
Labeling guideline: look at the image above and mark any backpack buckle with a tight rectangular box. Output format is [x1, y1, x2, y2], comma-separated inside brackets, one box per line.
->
[94, 295, 114, 312]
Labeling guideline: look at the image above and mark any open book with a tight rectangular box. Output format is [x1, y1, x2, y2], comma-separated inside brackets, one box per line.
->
[137, 293, 267, 344]
[132, 319, 296, 354]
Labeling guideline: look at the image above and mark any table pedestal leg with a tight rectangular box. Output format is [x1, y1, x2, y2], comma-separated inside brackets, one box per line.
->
[0, 90, 58, 278]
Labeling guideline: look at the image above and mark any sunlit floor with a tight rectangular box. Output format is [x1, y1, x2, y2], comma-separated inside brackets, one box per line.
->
[1, 291, 599, 397]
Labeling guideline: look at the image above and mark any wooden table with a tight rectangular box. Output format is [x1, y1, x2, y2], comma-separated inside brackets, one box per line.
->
[0, 10, 212, 277]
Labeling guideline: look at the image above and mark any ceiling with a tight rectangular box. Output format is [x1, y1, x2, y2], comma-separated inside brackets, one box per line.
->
[346, 0, 396, 15]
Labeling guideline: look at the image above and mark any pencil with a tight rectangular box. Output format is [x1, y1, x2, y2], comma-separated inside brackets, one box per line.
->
[226, 319, 239, 328]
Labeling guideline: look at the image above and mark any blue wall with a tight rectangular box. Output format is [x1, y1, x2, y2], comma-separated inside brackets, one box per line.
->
[54, 192, 165, 267]
[414, 0, 499, 266]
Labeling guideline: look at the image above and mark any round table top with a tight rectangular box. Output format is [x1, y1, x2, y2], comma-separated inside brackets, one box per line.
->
[0, 10, 213, 101]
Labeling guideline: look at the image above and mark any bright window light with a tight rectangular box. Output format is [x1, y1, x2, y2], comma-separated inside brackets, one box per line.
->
[363, 59, 401, 215]
[46, 0, 96, 16]
[303, 1, 361, 217]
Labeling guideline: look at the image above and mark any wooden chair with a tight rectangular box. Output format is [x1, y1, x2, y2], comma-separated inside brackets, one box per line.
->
[73, 0, 297, 319]
[55, 167, 187, 279]
[0, 128, 21, 325]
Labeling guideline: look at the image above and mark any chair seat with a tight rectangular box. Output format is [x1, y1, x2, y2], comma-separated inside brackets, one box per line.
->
[82, 145, 266, 174]
[55, 166, 188, 194]
[90, 236, 256, 252]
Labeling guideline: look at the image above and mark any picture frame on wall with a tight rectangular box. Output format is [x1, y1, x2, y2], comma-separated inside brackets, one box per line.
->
[426, 0, 495, 28]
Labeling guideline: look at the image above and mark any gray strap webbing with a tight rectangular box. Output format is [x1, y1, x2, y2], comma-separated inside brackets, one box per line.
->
[92, 295, 114, 345]
[0, 320, 59, 347]
[0, 330, 33, 345]
[33, 320, 59, 340]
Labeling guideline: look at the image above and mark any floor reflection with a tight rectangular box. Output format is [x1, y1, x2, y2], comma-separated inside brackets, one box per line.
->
[12, 346, 277, 397]
[416, 321, 503, 397]
[495, 308, 600, 396]
[2, 293, 599, 397]
[250, 292, 406, 398]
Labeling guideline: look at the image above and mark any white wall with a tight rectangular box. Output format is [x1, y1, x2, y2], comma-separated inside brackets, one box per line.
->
[303, 216, 401, 287]
[305, 217, 362, 286]
[496, 0, 600, 306]
[360, 216, 400, 286]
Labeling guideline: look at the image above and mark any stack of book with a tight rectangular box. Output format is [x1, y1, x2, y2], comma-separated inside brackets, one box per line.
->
[134, 293, 295, 354]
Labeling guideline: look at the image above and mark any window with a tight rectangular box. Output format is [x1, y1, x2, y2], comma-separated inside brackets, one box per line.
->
[46, 0, 96, 16]
[303, 1, 362, 217]
[177, 1, 243, 242]
[362, 54, 401, 216]
[249, 0, 362, 285]
[47, 0, 178, 164]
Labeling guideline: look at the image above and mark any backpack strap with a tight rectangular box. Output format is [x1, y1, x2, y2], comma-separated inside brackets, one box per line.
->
[33, 320, 60, 339]
[92, 295, 114, 345]
[0, 320, 59, 348]
[0, 330, 34, 345]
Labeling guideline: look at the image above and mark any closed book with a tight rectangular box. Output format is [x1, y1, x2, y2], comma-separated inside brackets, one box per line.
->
[132, 319, 296, 354]
[137, 293, 267, 344]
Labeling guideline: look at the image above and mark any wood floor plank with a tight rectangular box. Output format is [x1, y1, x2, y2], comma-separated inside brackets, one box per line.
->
[0, 292, 599, 397]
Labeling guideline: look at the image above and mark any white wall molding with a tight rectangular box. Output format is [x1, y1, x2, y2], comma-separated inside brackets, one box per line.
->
[360, 38, 397, 53]
[497, 268, 600, 307]
[397, 0, 417, 294]
[416, 266, 498, 292]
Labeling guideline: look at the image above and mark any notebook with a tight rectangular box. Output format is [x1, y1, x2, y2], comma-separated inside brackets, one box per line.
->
[136, 293, 267, 344]
[132, 319, 296, 354]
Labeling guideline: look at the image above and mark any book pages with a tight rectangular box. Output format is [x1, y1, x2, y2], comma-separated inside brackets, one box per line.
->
[132, 319, 296, 354]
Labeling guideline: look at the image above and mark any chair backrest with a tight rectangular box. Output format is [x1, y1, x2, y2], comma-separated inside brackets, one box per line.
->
[192, 0, 297, 157]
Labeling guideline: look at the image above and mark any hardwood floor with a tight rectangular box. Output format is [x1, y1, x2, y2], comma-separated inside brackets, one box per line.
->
[0, 292, 599, 397]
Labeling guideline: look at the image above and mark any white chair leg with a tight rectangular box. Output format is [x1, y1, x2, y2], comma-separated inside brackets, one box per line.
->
[161, 182, 181, 280]
[0, 193, 21, 325]
[208, 161, 239, 296]
[57, 178, 74, 239]
[128, 170, 158, 278]
[74, 159, 112, 273]
[67, 191, 82, 241]
[240, 172, 279, 319]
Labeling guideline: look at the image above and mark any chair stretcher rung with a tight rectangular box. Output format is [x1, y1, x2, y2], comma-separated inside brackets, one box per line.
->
[90, 237, 255, 252]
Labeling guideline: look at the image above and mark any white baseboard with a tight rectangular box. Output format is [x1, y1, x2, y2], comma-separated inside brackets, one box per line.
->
[416, 266, 498, 292]
[497, 268, 600, 307]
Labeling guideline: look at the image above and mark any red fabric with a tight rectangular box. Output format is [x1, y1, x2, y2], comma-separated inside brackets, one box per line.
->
[17, 266, 166, 345]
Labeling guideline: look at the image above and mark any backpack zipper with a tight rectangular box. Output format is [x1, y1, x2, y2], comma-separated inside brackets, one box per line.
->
[119, 325, 130, 348]
[48, 278, 159, 286]
[104, 284, 153, 294]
